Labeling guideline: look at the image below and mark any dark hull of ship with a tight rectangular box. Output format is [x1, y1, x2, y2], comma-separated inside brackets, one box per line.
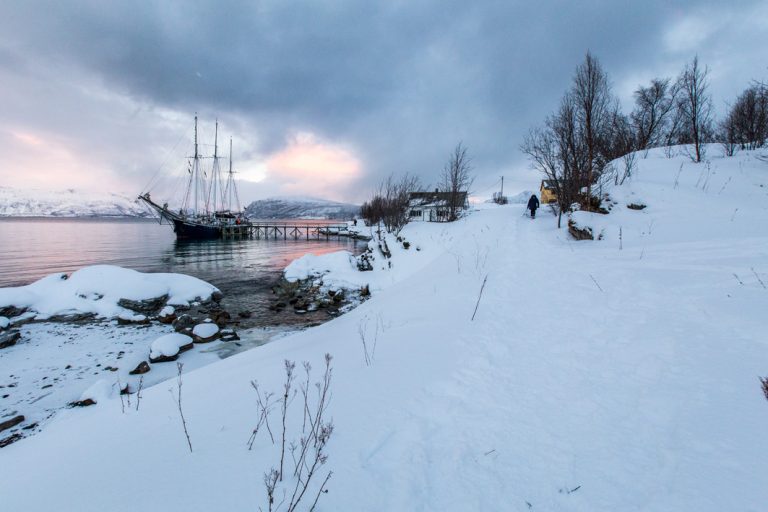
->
[171, 219, 221, 240]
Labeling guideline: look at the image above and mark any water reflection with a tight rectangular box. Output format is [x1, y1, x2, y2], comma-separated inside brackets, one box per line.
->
[0, 218, 364, 326]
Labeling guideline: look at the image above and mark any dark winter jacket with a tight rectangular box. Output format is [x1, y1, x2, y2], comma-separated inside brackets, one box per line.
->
[527, 195, 540, 211]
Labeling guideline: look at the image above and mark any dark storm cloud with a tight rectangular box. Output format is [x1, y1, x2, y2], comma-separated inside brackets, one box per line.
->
[0, 0, 766, 200]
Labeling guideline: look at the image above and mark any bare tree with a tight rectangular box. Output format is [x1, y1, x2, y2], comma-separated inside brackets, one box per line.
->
[604, 106, 638, 186]
[361, 173, 420, 234]
[440, 143, 474, 221]
[718, 111, 738, 156]
[521, 93, 588, 227]
[631, 78, 679, 151]
[572, 52, 614, 205]
[720, 83, 768, 152]
[675, 56, 714, 163]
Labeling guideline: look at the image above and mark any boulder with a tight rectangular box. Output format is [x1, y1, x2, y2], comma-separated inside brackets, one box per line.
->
[129, 361, 151, 375]
[172, 314, 196, 333]
[157, 305, 176, 324]
[0, 414, 24, 433]
[69, 398, 97, 407]
[0, 433, 22, 448]
[0, 331, 20, 350]
[220, 329, 240, 342]
[192, 323, 220, 343]
[47, 312, 96, 323]
[209, 309, 231, 327]
[148, 353, 178, 364]
[117, 314, 149, 326]
[211, 290, 224, 302]
[149, 333, 192, 363]
[568, 219, 594, 241]
[117, 294, 169, 315]
[0, 316, 9, 330]
[0, 306, 26, 319]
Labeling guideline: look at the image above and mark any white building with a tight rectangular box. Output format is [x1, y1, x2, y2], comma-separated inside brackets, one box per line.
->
[407, 191, 468, 222]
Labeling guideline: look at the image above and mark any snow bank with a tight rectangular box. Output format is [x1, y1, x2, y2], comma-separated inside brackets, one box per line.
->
[0, 265, 219, 320]
[285, 251, 357, 282]
[508, 190, 535, 204]
[567, 144, 768, 246]
[78, 380, 114, 404]
[283, 221, 443, 294]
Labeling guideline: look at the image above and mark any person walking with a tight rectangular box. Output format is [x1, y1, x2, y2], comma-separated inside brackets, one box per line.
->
[527, 194, 540, 218]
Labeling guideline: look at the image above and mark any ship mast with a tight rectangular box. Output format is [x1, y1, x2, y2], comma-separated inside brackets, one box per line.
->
[182, 114, 203, 216]
[207, 119, 222, 214]
[224, 136, 241, 213]
[194, 114, 199, 215]
[227, 137, 234, 211]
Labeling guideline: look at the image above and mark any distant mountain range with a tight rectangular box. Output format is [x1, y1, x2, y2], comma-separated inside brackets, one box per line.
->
[0, 187, 360, 220]
[244, 196, 360, 220]
[0, 186, 150, 218]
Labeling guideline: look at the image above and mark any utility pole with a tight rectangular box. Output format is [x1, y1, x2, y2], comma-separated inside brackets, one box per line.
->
[500, 176, 504, 197]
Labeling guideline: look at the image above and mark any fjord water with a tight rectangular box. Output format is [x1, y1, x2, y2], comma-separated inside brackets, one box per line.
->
[0, 217, 363, 325]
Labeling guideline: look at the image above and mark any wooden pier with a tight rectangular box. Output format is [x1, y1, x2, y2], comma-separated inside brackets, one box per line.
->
[220, 223, 370, 241]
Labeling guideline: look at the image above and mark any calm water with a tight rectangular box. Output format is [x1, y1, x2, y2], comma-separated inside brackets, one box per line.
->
[0, 218, 363, 326]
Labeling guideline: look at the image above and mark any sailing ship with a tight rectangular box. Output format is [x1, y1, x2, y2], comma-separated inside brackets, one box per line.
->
[138, 116, 250, 240]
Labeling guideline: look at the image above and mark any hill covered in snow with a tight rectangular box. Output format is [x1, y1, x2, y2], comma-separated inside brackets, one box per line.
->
[0, 186, 149, 218]
[1, 145, 767, 511]
[244, 196, 359, 220]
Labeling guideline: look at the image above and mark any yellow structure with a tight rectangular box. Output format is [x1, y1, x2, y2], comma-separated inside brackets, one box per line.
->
[540, 180, 557, 204]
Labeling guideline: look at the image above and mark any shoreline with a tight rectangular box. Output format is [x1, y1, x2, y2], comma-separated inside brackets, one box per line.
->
[0, 249, 371, 446]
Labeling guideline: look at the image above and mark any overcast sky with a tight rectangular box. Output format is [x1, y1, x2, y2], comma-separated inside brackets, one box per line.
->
[0, 0, 766, 204]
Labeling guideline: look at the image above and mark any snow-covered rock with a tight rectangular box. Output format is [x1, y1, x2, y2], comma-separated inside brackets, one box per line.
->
[117, 312, 148, 325]
[192, 323, 219, 343]
[76, 380, 114, 406]
[149, 333, 193, 363]
[157, 305, 176, 324]
[284, 251, 357, 283]
[245, 196, 359, 220]
[0, 316, 8, 329]
[0, 265, 219, 321]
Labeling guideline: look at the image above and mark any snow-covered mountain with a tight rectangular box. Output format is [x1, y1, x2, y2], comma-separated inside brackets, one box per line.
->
[244, 196, 360, 220]
[0, 186, 149, 218]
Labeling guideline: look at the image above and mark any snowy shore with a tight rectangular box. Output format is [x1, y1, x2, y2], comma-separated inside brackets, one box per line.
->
[1, 146, 768, 511]
[0, 266, 297, 441]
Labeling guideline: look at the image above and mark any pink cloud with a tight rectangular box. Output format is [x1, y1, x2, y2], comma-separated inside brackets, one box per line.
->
[265, 133, 362, 200]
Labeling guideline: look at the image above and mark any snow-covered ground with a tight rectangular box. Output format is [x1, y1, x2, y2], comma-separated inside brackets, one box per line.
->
[0, 186, 148, 217]
[1, 147, 767, 511]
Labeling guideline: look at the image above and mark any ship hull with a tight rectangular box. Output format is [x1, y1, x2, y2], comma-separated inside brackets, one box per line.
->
[171, 219, 221, 240]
